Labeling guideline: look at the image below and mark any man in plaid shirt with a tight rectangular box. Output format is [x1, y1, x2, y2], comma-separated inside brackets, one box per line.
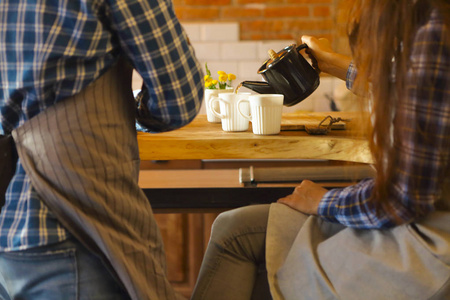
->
[0, 0, 203, 299]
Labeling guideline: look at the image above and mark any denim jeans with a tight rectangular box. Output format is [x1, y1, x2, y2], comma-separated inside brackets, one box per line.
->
[0, 237, 131, 300]
[191, 204, 272, 300]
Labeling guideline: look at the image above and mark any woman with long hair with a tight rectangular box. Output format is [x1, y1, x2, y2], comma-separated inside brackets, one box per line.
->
[191, 0, 450, 299]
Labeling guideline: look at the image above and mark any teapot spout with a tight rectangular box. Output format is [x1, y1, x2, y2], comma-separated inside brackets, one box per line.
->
[239, 81, 277, 94]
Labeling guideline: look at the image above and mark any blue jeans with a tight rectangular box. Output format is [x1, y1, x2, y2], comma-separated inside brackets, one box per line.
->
[0, 237, 131, 300]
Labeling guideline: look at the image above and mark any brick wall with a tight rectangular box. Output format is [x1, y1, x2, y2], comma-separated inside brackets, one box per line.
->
[181, 23, 348, 113]
[132, 0, 357, 113]
[173, 0, 337, 42]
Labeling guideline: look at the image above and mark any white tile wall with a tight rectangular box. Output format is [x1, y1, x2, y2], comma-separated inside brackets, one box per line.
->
[182, 23, 201, 41]
[220, 41, 259, 60]
[133, 22, 348, 114]
[200, 23, 240, 42]
[237, 61, 263, 81]
[190, 42, 221, 61]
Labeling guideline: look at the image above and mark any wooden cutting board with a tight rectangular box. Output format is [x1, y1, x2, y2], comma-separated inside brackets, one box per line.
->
[281, 113, 348, 131]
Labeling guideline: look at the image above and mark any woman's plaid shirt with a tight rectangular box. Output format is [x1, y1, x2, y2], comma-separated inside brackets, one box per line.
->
[318, 10, 450, 229]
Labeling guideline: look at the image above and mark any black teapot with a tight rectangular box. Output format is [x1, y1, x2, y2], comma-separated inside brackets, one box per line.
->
[240, 44, 320, 107]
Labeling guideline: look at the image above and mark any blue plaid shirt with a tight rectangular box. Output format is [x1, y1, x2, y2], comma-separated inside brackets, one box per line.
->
[318, 10, 450, 229]
[0, 0, 204, 251]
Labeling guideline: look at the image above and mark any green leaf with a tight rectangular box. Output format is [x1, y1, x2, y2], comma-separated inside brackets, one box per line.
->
[205, 62, 211, 77]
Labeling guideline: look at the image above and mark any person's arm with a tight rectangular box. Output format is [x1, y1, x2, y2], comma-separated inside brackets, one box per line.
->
[300, 36, 366, 96]
[106, 0, 204, 132]
[301, 35, 352, 81]
[280, 14, 450, 229]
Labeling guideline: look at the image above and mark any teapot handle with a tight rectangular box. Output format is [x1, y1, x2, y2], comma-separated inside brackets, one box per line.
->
[296, 43, 308, 52]
[296, 43, 320, 74]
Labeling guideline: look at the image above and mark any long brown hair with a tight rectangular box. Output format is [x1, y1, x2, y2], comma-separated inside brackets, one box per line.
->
[343, 0, 449, 220]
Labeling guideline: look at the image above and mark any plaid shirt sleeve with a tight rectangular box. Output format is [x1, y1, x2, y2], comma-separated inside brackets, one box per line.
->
[345, 62, 357, 91]
[317, 10, 450, 229]
[105, 0, 204, 132]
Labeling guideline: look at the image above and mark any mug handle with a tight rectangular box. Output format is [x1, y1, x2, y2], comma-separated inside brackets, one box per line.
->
[237, 99, 251, 121]
[209, 96, 225, 119]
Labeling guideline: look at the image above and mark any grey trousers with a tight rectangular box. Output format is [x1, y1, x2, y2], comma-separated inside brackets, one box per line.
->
[191, 204, 272, 300]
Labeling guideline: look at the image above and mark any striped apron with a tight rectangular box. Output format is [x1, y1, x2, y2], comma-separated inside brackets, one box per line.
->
[12, 59, 183, 300]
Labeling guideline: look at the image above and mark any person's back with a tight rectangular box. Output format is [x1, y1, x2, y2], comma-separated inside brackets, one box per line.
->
[0, 1, 204, 299]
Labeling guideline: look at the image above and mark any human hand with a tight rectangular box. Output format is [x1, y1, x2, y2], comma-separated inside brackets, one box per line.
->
[301, 35, 352, 81]
[301, 35, 334, 74]
[277, 180, 327, 215]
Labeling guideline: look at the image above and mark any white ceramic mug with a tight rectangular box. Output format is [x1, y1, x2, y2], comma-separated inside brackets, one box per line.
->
[210, 93, 250, 132]
[238, 94, 284, 135]
[205, 88, 233, 123]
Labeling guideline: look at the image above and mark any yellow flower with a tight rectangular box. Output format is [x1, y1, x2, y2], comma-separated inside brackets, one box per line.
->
[205, 63, 236, 89]
[206, 79, 218, 88]
[218, 74, 228, 82]
[228, 73, 236, 81]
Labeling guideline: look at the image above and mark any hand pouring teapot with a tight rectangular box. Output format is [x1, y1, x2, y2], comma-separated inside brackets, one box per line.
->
[239, 44, 320, 107]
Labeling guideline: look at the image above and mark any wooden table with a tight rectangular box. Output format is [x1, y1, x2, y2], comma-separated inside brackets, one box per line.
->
[138, 111, 373, 211]
[138, 111, 373, 294]
[138, 111, 372, 164]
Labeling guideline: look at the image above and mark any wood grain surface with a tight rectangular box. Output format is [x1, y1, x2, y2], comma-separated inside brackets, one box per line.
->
[280, 112, 347, 131]
[137, 112, 372, 164]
